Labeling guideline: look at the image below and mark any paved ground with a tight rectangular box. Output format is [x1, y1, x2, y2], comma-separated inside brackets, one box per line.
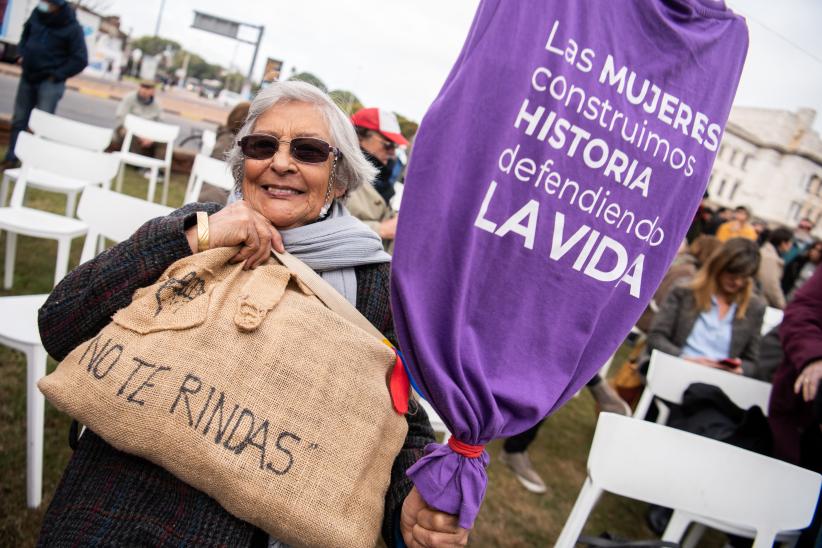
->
[0, 64, 228, 148]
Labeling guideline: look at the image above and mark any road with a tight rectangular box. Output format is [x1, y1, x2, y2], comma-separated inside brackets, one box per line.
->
[0, 74, 219, 149]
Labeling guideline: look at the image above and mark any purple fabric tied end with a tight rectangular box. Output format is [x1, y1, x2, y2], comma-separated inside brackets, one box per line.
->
[407, 442, 490, 530]
[390, 0, 748, 532]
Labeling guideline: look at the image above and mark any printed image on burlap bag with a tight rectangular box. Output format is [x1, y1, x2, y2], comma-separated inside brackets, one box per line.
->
[39, 247, 408, 548]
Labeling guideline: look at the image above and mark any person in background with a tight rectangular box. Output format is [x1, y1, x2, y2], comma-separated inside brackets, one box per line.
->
[685, 191, 712, 243]
[1, 0, 87, 168]
[756, 227, 793, 309]
[704, 206, 732, 236]
[110, 81, 164, 156]
[646, 238, 765, 377]
[716, 205, 758, 242]
[783, 218, 817, 265]
[752, 218, 769, 247]
[196, 101, 251, 204]
[636, 235, 721, 333]
[346, 107, 407, 251]
[782, 240, 822, 301]
[769, 266, 822, 546]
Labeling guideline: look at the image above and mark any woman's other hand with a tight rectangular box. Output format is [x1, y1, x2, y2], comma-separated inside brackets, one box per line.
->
[379, 215, 398, 240]
[794, 360, 822, 403]
[185, 201, 285, 269]
[400, 487, 469, 547]
[682, 356, 719, 367]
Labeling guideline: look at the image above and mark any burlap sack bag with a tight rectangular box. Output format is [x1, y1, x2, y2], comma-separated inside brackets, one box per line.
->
[39, 247, 408, 548]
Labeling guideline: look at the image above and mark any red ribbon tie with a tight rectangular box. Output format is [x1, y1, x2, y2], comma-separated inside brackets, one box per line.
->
[448, 437, 485, 458]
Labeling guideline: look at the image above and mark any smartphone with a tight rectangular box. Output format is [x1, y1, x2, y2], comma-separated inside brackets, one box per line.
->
[718, 358, 741, 368]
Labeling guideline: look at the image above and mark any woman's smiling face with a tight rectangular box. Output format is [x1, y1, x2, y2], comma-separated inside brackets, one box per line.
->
[241, 101, 343, 229]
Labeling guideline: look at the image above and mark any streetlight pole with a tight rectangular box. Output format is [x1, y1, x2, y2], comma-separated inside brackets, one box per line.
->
[154, 0, 167, 37]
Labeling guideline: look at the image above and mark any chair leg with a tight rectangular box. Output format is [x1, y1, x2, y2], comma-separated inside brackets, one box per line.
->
[161, 166, 171, 206]
[65, 191, 77, 218]
[116, 162, 125, 193]
[680, 522, 706, 548]
[54, 237, 71, 287]
[555, 479, 603, 548]
[753, 531, 778, 548]
[26, 344, 47, 508]
[662, 511, 694, 546]
[4, 231, 17, 289]
[0, 173, 9, 207]
[147, 167, 158, 203]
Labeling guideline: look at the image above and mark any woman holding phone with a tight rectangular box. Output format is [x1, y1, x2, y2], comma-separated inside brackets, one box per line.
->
[646, 238, 766, 376]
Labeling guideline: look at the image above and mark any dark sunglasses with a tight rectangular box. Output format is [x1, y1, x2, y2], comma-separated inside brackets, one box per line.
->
[238, 134, 341, 164]
[373, 132, 397, 152]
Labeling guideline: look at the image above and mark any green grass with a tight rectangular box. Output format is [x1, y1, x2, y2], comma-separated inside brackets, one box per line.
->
[0, 159, 724, 546]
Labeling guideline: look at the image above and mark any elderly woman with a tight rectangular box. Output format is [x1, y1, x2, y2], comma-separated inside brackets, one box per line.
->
[646, 237, 766, 376]
[38, 82, 463, 547]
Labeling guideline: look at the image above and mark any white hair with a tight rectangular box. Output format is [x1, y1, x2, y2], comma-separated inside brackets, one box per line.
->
[227, 80, 377, 198]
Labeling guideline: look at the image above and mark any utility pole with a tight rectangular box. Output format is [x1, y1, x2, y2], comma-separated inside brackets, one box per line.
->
[154, 0, 166, 37]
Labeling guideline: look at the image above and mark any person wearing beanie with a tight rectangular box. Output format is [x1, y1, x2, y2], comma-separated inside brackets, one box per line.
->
[346, 107, 408, 251]
[2, 0, 87, 168]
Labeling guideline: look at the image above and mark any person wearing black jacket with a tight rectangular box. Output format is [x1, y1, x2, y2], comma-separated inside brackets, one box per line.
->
[2, 0, 87, 167]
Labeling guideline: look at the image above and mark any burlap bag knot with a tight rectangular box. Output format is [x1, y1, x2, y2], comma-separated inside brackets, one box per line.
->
[39, 246, 408, 548]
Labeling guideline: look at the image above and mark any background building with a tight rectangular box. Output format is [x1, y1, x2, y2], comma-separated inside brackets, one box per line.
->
[709, 106, 822, 237]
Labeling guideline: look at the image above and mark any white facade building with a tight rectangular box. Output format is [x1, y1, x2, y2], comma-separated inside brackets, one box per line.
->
[708, 107, 822, 238]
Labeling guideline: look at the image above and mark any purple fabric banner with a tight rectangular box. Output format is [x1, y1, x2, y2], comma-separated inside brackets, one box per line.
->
[391, 0, 748, 528]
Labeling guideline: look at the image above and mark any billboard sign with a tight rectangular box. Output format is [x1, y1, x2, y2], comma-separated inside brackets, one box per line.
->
[192, 11, 239, 40]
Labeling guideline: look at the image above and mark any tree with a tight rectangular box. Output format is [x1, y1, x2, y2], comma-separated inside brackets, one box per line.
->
[130, 36, 181, 56]
[396, 114, 419, 142]
[185, 53, 222, 81]
[288, 72, 327, 93]
[328, 90, 362, 115]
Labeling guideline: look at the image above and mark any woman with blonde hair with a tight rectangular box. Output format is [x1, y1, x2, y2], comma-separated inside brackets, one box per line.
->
[646, 238, 766, 375]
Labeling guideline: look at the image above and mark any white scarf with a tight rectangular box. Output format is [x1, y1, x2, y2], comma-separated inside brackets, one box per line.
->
[279, 201, 391, 304]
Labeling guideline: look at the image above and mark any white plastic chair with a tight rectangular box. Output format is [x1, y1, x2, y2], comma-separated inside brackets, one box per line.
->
[762, 306, 784, 335]
[29, 108, 113, 151]
[633, 350, 772, 424]
[631, 351, 808, 546]
[200, 128, 217, 157]
[555, 413, 821, 548]
[183, 154, 235, 204]
[1, 109, 114, 212]
[0, 185, 171, 508]
[0, 132, 121, 289]
[115, 114, 180, 205]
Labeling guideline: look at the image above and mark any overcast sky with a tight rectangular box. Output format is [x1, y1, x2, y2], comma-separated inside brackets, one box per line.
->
[101, 0, 822, 131]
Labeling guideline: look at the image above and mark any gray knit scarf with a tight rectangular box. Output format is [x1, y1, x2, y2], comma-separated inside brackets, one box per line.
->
[279, 200, 391, 304]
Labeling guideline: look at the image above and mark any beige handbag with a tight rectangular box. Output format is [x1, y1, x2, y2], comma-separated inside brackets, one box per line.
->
[39, 247, 408, 548]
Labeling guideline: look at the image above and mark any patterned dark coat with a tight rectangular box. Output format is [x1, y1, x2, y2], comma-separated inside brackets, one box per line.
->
[37, 202, 434, 547]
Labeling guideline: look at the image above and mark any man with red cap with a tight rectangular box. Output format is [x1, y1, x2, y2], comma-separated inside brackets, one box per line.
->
[346, 107, 408, 251]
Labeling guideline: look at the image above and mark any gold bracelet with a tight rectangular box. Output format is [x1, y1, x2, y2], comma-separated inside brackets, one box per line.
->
[196, 211, 209, 253]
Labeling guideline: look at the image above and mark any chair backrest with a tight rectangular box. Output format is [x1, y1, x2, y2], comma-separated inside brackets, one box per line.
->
[76, 185, 173, 263]
[184, 154, 235, 204]
[123, 114, 180, 144]
[11, 132, 121, 206]
[633, 350, 772, 421]
[29, 108, 112, 151]
[761, 306, 784, 335]
[200, 129, 217, 157]
[588, 413, 821, 542]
